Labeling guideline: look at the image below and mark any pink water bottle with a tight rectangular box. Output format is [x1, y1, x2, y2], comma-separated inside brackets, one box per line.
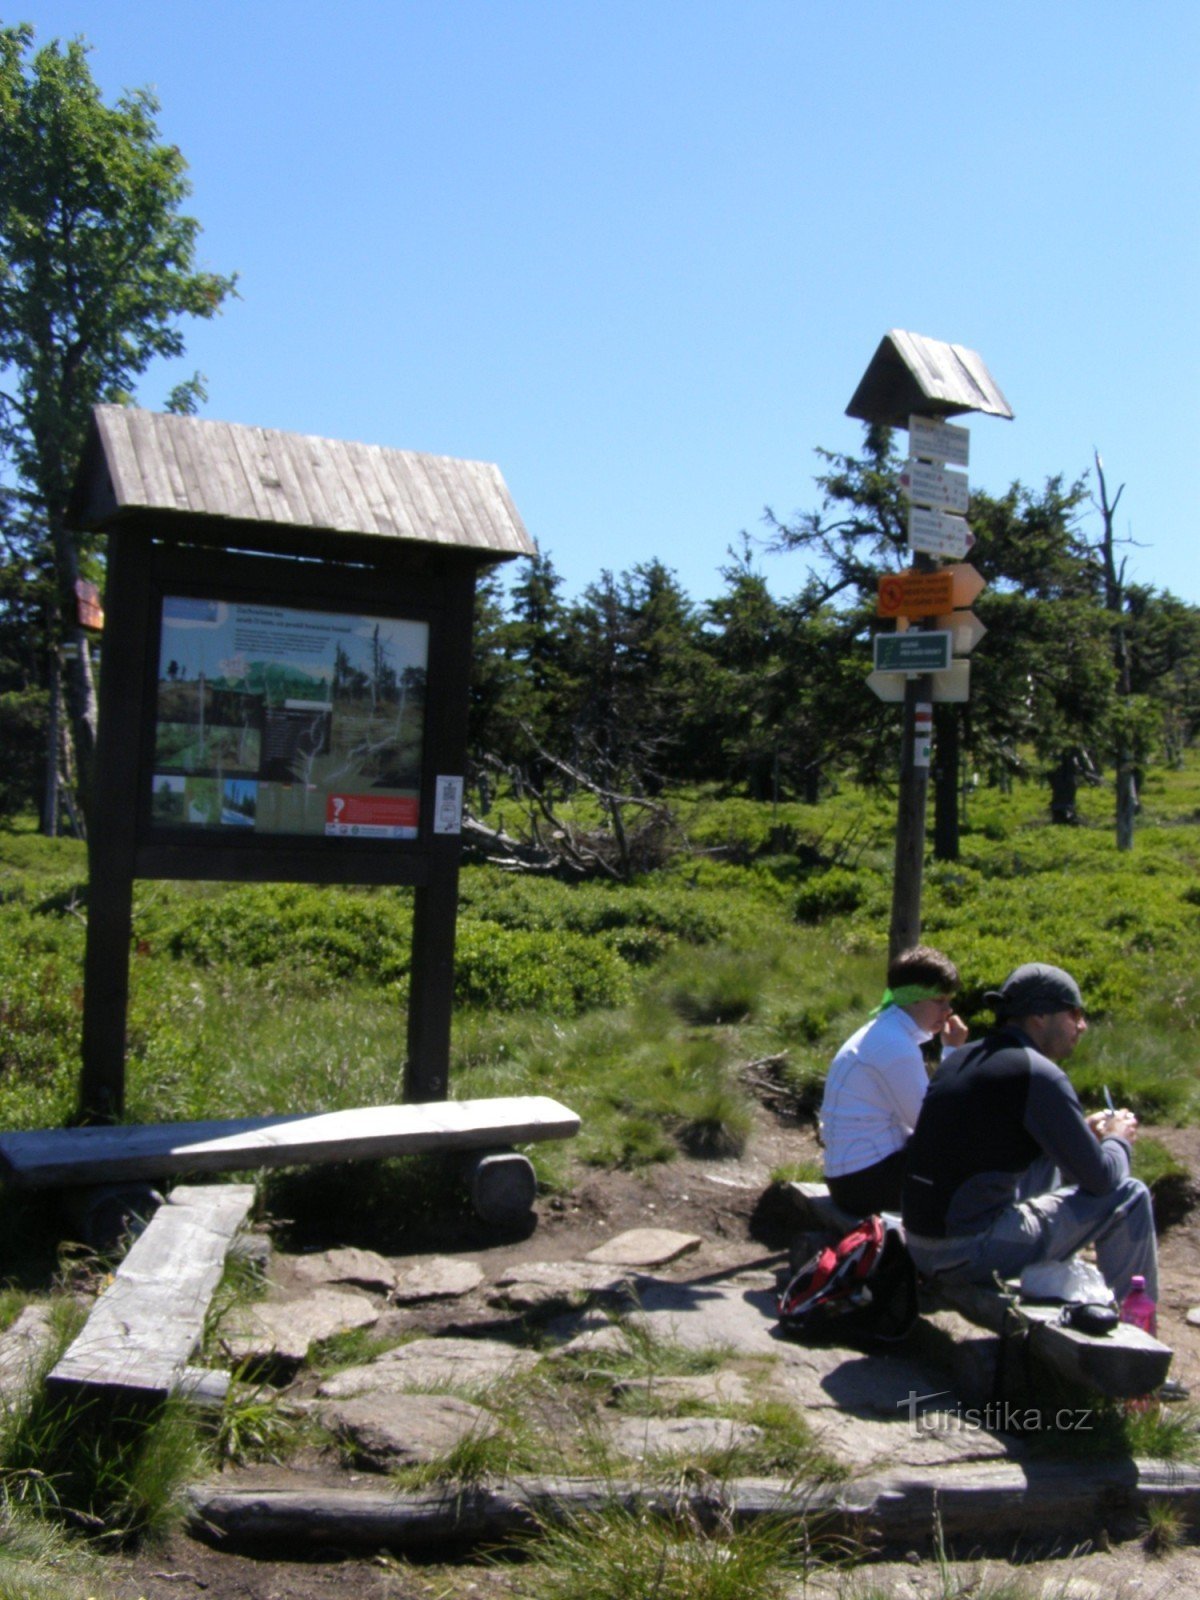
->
[1119, 1275, 1157, 1337]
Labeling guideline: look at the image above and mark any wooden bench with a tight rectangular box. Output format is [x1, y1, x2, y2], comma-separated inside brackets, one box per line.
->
[785, 1181, 1173, 1401]
[0, 1095, 581, 1231]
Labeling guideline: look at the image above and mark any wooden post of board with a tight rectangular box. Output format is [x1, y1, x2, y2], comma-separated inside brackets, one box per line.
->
[405, 566, 476, 1102]
[81, 528, 149, 1121]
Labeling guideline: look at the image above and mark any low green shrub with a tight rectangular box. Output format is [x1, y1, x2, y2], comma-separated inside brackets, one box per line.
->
[793, 868, 867, 923]
[147, 883, 414, 983]
[454, 922, 631, 1013]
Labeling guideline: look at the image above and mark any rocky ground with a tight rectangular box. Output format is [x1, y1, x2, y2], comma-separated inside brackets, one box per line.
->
[22, 1109, 1200, 1598]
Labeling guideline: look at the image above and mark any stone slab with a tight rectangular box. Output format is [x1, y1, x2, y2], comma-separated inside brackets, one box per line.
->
[288, 1248, 398, 1293]
[630, 1273, 803, 1358]
[318, 1336, 541, 1399]
[220, 1288, 379, 1366]
[548, 1324, 634, 1363]
[321, 1391, 495, 1471]
[488, 1261, 635, 1312]
[611, 1371, 752, 1409]
[391, 1257, 484, 1304]
[585, 1229, 702, 1268]
[808, 1408, 1020, 1472]
[774, 1348, 955, 1415]
[606, 1414, 762, 1463]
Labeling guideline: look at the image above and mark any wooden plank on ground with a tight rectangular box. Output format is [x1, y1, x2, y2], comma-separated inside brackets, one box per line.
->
[0, 1095, 580, 1189]
[49, 1184, 255, 1400]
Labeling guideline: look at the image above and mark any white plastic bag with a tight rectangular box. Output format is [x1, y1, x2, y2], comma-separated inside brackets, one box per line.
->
[1019, 1257, 1114, 1305]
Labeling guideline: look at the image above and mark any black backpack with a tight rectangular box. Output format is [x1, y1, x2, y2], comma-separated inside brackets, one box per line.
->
[776, 1214, 918, 1343]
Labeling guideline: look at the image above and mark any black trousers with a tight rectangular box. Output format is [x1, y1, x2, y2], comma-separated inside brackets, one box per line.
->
[826, 1146, 907, 1219]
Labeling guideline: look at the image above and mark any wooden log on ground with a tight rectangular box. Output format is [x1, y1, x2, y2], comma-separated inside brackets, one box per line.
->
[49, 1183, 255, 1402]
[187, 1460, 1200, 1553]
[0, 1096, 580, 1190]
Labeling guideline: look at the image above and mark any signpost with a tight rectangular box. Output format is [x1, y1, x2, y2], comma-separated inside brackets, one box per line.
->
[873, 631, 951, 674]
[876, 569, 954, 619]
[867, 660, 970, 703]
[846, 330, 1012, 959]
[908, 414, 970, 468]
[899, 458, 969, 514]
[908, 504, 973, 559]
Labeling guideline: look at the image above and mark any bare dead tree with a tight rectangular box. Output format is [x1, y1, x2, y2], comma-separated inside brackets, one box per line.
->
[1093, 450, 1137, 850]
[462, 736, 681, 881]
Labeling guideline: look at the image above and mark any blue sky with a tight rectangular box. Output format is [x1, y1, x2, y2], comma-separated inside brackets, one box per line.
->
[19, 1, 1200, 606]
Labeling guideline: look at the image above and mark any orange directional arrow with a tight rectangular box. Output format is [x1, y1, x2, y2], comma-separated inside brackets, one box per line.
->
[947, 563, 985, 608]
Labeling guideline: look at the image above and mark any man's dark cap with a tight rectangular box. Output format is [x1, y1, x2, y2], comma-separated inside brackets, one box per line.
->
[984, 963, 1084, 1018]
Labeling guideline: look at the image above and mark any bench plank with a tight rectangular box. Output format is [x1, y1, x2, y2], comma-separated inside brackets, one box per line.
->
[0, 1096, 580, 1189]
[49, 1183, 255, 1399]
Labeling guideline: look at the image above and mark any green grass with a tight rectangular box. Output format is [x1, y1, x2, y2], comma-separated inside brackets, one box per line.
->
[510, 1498, 832, 1600]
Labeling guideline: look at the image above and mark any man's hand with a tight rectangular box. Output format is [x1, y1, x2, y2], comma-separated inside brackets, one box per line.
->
[941, 1013, 969, 1048]
[1088, 1108, 1139, 1143]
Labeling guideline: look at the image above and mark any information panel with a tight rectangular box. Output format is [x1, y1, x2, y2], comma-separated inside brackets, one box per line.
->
[151, 597, 429, 839]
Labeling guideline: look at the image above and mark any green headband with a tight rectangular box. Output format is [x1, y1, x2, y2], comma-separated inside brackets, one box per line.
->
[869, 983, 946, 1019]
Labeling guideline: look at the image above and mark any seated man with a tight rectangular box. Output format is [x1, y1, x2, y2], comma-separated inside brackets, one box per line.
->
[820, 944, 966, 1217]
[901, 962, 1156, 1303]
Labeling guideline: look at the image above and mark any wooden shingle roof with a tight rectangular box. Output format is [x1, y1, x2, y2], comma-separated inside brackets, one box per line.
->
[68, 405, 536, 560]
[846, 330, 1014, 429]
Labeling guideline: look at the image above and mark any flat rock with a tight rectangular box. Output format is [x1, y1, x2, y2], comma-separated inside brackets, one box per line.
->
[288, 1248, 397, 1293]
[391, 1257, 484, 1304]
[808, 1408, 1019, 1472]
[611, 1370, 752, 1408]
[489, 1261, 635, 1312]
[220, 1289, 380, 1366]
[631, 1273, 798, 1357]
[549, 1324, 634, 1362]
[1187, 1307, 1200, 1329]
[321, 1391, 495, 1470]
[774, 1349, 953, 1416]
[607, 1414, 762, 1463]
[585, 1228, 702, 1267]
[0, 1304, 56, 1402]
[318, 1336, 541, 1399]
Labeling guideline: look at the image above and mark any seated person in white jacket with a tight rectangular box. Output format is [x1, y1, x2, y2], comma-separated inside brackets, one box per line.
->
[819, 945, 967, 1217]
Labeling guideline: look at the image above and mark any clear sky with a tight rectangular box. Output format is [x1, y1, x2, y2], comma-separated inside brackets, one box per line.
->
[18, 1, 1200, 607]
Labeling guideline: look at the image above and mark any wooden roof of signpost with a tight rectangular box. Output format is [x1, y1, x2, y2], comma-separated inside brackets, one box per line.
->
[67, 405, 536, 564]
[846, 329, 1014, 428]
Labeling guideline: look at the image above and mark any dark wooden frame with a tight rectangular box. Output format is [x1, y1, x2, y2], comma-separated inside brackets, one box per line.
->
[82, 524, 481, 1121]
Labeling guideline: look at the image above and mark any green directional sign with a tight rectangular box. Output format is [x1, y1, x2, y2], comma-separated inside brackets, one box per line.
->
[873, 630, 952, 673]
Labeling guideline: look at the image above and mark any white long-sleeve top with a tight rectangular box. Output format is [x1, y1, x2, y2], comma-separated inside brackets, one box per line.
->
[819, 1005, 934, 1178]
